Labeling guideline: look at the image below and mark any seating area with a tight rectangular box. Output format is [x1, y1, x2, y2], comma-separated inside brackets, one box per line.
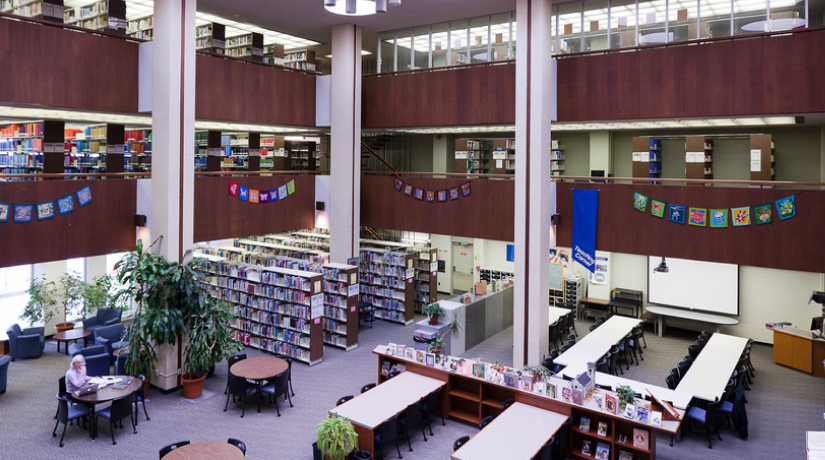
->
[6, 324, 45, 360]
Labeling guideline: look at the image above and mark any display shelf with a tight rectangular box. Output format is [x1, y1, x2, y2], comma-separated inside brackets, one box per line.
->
[3, 0, 63, 21]
[413, 248, 438, 314]
[126, 14, 152, 40]
[283, 49, 316, 71]
[685, 135, 714, 182]
[750, 134, 775, 181]
[359, 248, 415, 325]
[236, 238, 329, 264]
[225, 32, 263, 61]
[286, 140, 318, 171]
[195, 22, 226, 53]
[320, 262, 359, 351]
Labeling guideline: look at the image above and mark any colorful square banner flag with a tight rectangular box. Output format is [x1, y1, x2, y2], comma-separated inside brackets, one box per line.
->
[394, 178, 403, 191]
[413, 188, 424, 200]
[404, 185, 413, 197]
[0, 202, 9, 222]
[278, 185, 288, 200]
[238, 186, 250, 201]
[269, 190, 279, 202]
[259, 191, 269, 203]
[710, 209, 728, 228]
[37, 201, 55, 220]
[689, 208, 707, 226]
[775, 195, 795, 220]
[461, 182, 471, 197]
[668, 204, 686, 224]
[754, 203, 772, 224]
[731, 207, 750, 226]
[249, 189, 259, 203]
[650, 199, 666, 218]
[437, 190, 447, 202]
[75, 185, 92, 207]
[229, 180, 239, 197]
[14, 204, 32, 223]
[426, 190, 435, 202]
[287, 180, 295, 195]
[633, 192, 648, 212]
[449, 187, 460, 200]
[57, 195, 74, 215]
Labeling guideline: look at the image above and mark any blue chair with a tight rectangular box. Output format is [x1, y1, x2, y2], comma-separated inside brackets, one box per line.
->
[94, 323, 127, 363]
[0, 355, 11, 393]
[76, 345, 110, 377]
[6, 324, 45, 360]
[95, 395, 135, 445]
[685, 401, 723, 448]
[260, 372, 293, 416]
[53, 398, 91, 447]
[82, 308, 123, 344]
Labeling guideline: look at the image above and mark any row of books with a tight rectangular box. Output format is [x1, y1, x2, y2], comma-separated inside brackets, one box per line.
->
[360, 285, 406, 301]
[359, 273, 405, 288]
[324, 306, 348, 320]
[234, 306, 311, 333]
[64, 1, 108, 23]
[322, 319, 347, 335]
[360, 251, 408, 266]
[234, 320, 311, 348]
[0, 153, 39, 168]
[364, 296, 405, 311]
[323, 333, 349, 348]
[236, 334, 313, 363]
[0, 123, 42, 138]
[360, 264, 407, 279]
[323, 280, 347, 295]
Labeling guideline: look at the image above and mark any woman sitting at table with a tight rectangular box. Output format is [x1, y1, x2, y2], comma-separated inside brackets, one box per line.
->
[66, 354, 97, 393]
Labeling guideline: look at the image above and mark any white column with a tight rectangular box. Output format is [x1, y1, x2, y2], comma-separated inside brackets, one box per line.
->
[589, 130, 612, 176]
[151, 0, 196, 263]
[329, 24, 362, 263]
[514, 0, 554, 367]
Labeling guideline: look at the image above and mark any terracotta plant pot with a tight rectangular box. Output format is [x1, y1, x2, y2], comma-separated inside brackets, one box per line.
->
[55, 322, 75, 334]
[181, 372, 206, 399]
[428, 315, 440, 325]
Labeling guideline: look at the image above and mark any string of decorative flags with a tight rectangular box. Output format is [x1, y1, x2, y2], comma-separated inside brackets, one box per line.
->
[229, 179, 295, 203]
[393, 177, 471, 202]
[0, 184, 91, 223]
[633, 191, 796, 227]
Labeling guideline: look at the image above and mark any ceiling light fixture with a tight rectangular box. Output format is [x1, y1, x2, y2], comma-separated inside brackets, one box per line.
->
[325, 0, 380, 16]
[376, 0, 387, 13]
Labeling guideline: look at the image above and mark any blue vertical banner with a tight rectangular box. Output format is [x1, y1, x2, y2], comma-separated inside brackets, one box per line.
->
[572, 189, 599, 273]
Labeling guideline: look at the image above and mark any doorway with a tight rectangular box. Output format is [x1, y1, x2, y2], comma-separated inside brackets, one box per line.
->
[451, 238, 474, 294]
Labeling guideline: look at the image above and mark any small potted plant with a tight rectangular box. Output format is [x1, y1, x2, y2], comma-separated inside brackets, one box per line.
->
[427, 335, 444, 360]
[616, 384, 636, 410]
[423, 302, 445, 325]
[315, 415, 359, 460]
[21, 272, 84, 334]
[523, 364, 553, 388]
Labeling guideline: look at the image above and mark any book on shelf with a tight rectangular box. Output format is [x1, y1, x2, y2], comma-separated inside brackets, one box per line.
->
[471, 362, 485, 378]
[635, 405, 650, 424]
[650, 410, 662, 427]
[581, 440, 592, 456]
[618, 451, 633, 460]
[632, 428, 649, 450]
[623, 403, 636, 419]
[579, 416, 591, 433]
[595, 442, 610, 460]
[597, 421, 608, 437]
[381, 361, 391, 375]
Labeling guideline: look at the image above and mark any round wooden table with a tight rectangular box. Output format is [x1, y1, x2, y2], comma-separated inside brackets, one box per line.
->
[230, 356, 288, 413]
[69, 375, 142, 438]
[53, 329, 91, 355]
[161, 441, 244, 459]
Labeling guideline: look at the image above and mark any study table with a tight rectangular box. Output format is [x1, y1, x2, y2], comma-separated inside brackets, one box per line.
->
[53, 329, 91, 355]
[451, 402, 568, 460]
[230, 356, 288, 413]
[645, 306, 739, 337]
[549, 306, 572, 326]
[69, 375, 142, 438]
[329, 370, 445, 454]
[556, 316, 642, 378]
[161, 441, 244, 460]
[676, 333, 749, 402]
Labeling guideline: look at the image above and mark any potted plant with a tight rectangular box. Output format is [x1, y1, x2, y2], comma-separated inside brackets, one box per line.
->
[616, 384, 636, 410]
[20, 272, 84, 334]
[426, 311, 462, 361]
[316, 415, 359, 460]
[79, 274, 123, 318]
[523, 364, 553, 387]
[423, 302, 445, 325]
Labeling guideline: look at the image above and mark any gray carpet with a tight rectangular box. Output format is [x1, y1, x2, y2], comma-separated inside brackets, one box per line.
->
[0, 316, 821, 459]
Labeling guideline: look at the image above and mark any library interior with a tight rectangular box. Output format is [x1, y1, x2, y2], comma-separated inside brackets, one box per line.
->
[1, 0, 825, 459]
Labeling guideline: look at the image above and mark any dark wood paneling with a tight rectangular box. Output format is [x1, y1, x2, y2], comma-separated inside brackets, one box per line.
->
[555, 183, 825, 273]
[195, 55, 316, 126]
[360, 175, 514, 241]
[193, 176, 314, 242]
[362, 64, 516, 129]
[0, 180, 137, 269]
[557, 30, 825, 121]
[0, 18, 139, 113]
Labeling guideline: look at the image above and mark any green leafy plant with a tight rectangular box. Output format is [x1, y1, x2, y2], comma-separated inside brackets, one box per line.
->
[20, 272, 85, 327]
[616, 384, 636, 406]
[79, 274, 125, 319]
[523, 365, 554, 379]
[316, 415, 359, 460]
[426, 310, 463, 355]
[423, 302, 445, 319]
[183, 294, 243, 376]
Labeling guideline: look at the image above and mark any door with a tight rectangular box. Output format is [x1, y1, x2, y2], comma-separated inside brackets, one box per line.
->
[452, 239, 474, 294]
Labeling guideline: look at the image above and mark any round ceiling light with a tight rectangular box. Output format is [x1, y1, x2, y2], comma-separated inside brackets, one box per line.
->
[324, 0, 377, 16]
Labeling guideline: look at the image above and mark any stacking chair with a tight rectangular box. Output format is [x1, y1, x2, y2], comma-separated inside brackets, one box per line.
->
[374, 414, 403, 460]
[337, 395, 355, 406]
[717, 380, 736, 429]
[399, 397, 428, 451]
[688, 344, 702, 359]
[133, 374, 150, 426]
[424, 387, 445, 432]
[567, 311, 578, 337]
[95, 395, 136, 445]
[228, 438, 247, 456]
[55, 377, 69, 420]
[224, 373, 256, 417]
[615, 337, 632, 369]
[53, 399, 90, 447]
[260, 372, 293, 416]
[479, 415, 494, 429]
[685, 401, 722, 448]
[735, 364, 750, 391]
[745, 339, 756, 373]
[551, 416, 572, 460]
[695, 338, 708, 349]
[741, 350, 755, 381]
[501, 398, 515, 410]
[670, 368, 681, 386]
[629, 328, 644, 363]
[665, 374, 677, 390]
[274, 353, 295, 396]
[361, 383, 377, 393]
[638, 319, 648, 348]
[560, 343, 572, 353]
[677, 360, 691, 378]
[224, 353, 247, 395]
[532, 439, 553, 460]
[596, 356, 610, 374]
[159, 441, 191, 459]
[387, 370, 401, 380]
[607, 349, 623, 376]
[610, 345, 627, 375]
[453, 436, 470, 451]
[548, 322, 560, 350]
[541, 356, 555, 373]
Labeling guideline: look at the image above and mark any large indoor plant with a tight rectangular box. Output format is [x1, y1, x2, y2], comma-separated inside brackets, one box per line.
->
[20, 272, 84, 334]
[315, 415, 359, 460]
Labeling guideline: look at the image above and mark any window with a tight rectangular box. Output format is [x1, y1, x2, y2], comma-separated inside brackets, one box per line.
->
[0, 264, 33, 335]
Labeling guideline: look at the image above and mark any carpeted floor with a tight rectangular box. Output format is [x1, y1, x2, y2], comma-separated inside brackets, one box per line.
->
[0, 316, 821, 459]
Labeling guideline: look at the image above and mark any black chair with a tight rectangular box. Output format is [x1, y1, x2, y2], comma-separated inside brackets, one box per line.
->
[399, 397, 428, 451]
[453, 435, 470, 451]
[374, 414, 403, 460]
[665, 374, 677, 390]
[224, 372, 256, 417]
[479, 415, 494, 429]
[560, 343, 572, 353]
[423, 387, 445, 435]
[614, 338, 632, 369]
[95, 395, 136, 445]
[361, 382, 377, 393]
[677, 360, 691, 378]
[228, 438, 247, 456]
[360, 300, 376, 328]
[53, 399, 90, 447]
[337, 395, 354, 406]
[567, 311, 578, 337]
[552, 416, 572, 460]
[133, 374, 150, 425]
[735, 364, 750, 391]
[274, 353, 295, 396]
[541, 356, 555, 372]
[670, 368, 681, 386]
[55, 376, 69, 420]
[638, 319, 648, 348]
[532, 439, 553, 460]
[159, 441, 190, 459]
[685, 401, 722, 448]
[629, 328, 644, 363]
[688, 344, 702, 359]
[388, 369, 401, 380]
[548, 321, 560, 350]
[501, 398, 515, 410]
[224, 353, 248, 395]
[596, 356, 610, 374]
[717, 380, 736, 429]
[261, 372, 293, 416]
[608, 345, 625, 376]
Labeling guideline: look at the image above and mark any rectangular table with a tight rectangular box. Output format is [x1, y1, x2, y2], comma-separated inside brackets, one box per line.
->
[645, 306, 739, 337]
[555, 316, 642, 372]
[451, 402, 568, 460]
[549, 306, 571, 326]
[329, 371, 445, 454]
[676, 333, 749, 402]
[595, 372, 693, 410]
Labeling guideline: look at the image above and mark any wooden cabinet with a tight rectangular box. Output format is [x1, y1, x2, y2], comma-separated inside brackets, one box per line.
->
[773, 328, 825, 377]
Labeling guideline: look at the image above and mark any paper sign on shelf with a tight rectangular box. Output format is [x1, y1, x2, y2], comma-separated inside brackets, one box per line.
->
[496, 159, 503, 169]
[430, 262, 438, 272]
[640, 152, 650, 162]
[455, 151, 468, 159]
[406, 268, 415, 279]
[351, 306, 356, 312]
[350, 273, 357, 284]
[311, 293, 323, 308]
[750, 149, 762, 161]
[208, 148, 221, 157]
[632, 152, 642, 162]
[348, 284, 359, 297]
[493, 151, 507, 160]
[248, 149, 261, 157]
[750, 160, 761, 172]
[314, 281, 321, 292]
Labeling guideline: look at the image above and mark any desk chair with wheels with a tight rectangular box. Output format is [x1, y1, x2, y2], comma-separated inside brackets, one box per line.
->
[159, 441, 190, 459]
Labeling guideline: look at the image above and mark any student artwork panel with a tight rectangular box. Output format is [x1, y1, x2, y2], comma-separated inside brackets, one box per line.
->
[633, 192, 648, 212]
[57, 195, 74, 215]
[731, 207, 750, 226]
[689, 208, 707, 226]
[775, 195, 795, 220]
[710, 209, 728, 228]
[14, 204, 32, 223]
[0, 202, 9, 222]
[668, 204, 686, 224]
[391, 180, 474, 204]
[1, 185, 89, 224]
[650, 199, 666, 218]
[754, 203, 772, 224]
[37, 201, 55, 220]
[75, 185, 92, 207]
[227, 181, 298, 204]
[638, 194, 798, 228]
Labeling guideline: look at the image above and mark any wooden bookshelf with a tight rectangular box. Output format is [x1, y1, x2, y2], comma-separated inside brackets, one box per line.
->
[124, 128, 151, 172]
[261, 135, 289, 170]
[63, 0, 125, 33]
[321, 263, 359, 350]
[550, 139, 565, 177]
[126, 14, 152, 40]
[2, 0, 63, 22]
[283, 49, 316, 71]
[63, 123, 124, 174]
[454, 138, 491, 174]
[750, 134, 775, 181]
[632, 137, 662, 179]
[359, 248, 415, 325]
[287, 140, 317, 171]
[235, 239, 329, 264]
[226, 32, 264, 61]
[414, 248, 438, 314]
[0, 121, 49, 175]
[195, 22, 226, 54]
[685, 136, 713, 183]
[263, 43, 285, 65]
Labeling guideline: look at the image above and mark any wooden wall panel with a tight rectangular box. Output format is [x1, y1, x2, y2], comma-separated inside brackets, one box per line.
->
[557, 30, 825, 121]
[0, 180, 137, 269]
[193, 176, 315, 242]
[360, 175, 514, 241]
[555, 183, 825, 273]
[0, 18, 139, 113]
[362, 63, 516, 129]
[195, 55, 316, 126]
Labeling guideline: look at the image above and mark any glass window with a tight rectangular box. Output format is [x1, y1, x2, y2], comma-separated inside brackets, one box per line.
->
[413, 27, 430, 70]
[669, 0, 699, 41]
[378, 32, 395, 73]
[811, 0, 823, 28]
[638, 0, 668, 44]
[67, 257, 86, 281]
[768, 0, 806, 31]
[558, 2, 584, 54]
[491, 13, 512, 60]
[0, 264, 33, 334]
[449, 20, 470, 65]
[431, 23, 449, 68]
[610, 0, 638, 48]
[701, 0, 732, 38]
[733, 0, 767, 35]
[395, 30, 413, 71]
[583, 0, 610, 51]
[469, 17, 490, 63]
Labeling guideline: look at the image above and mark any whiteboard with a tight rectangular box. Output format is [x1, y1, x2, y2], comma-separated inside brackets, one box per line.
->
[648, 256, 739, 315]
[549, 264, 563, 290]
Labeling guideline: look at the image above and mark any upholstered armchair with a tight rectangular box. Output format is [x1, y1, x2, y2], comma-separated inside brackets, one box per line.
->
[0, 355, 11, 394]
[6, 324, 45, 361]
[82, 309, 123, 345]
[73, 345, 110, 377]
[94, 323, 128, 363]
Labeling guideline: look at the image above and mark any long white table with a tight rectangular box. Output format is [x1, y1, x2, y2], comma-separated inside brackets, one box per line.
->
[645, 306, 740, 337]
[451, 402, 568, 460]
[549, 306, 572, 326]
[555, 316, 642, 374]
[595, 372, 693, 410]
[676, 333, 749, 402]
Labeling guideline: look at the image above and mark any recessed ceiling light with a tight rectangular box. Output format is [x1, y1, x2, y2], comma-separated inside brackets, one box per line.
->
[325, 0, 378, 16]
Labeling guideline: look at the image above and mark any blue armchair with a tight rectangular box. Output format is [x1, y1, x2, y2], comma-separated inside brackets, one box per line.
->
[6, 324, 45, 361]
[94, 323, 127, 363]
[0, 355, 11, 394]
[74, 345, 110, 377]
[82, 309, 123, 344]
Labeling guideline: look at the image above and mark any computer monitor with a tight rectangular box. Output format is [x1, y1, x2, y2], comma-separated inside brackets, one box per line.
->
[811, 316, 824, 333]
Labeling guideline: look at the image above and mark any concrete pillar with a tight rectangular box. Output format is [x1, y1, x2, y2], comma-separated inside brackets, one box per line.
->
[150, 0, 196, 263]
[329, 24, 362, 263]
[433, 134, 452, 174]
[589, 130, 612, 176]
[513, 0, 554, 367]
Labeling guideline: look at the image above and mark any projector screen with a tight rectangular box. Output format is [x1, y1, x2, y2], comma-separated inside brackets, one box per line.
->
[648, 256, 739, 315]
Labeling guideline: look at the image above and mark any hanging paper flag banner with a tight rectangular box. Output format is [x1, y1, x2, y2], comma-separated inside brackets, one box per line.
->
[229, 180, 239, 197]
[57, 195, 74, 215]
[278, 185, 287, 200]
[775, 195, 795, 220]
[287, 180, 295, 195]
[688, 208, 707, 226]
[37, 201, 55, 221]
[426, 190, 435, 202]
[403, 184, 413, 197]
[461, 182, 471, 197]
[75, 185, 92, 207]
[633, 192, 648, 212]
[710, 209, 728, 228]
[753, 203, 772, 224]
[650, 199, 666, 218]
[14, 204, 33, 223]
[1, 184, 90, 224]
[413, 188, 424, 200]
[0, 202, 9, 222]
[731, 207, 750, 226]
[449, 187, 460, 200]
[269, 189, 279, 202]
[249, 189, 259, 203]
[239, 186, 250, 201]
[394, 178, 403, 191]
[668, 204, 686, 224]
[572, 189, 599, 273]
[260, 191, 269, 204]
[391, 177, 473, 204]
[437, 190, 447, 202]
[227, 179, 298, 204]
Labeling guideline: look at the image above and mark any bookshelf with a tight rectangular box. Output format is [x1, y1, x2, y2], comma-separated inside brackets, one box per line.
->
[287, 140, 317, 171]
[284, 49, 316, 71]
[321, 263, 359, 350]
[359, 248, 415, 325]
[489, 139, 513, 174]
[261, 135, 289, 170]
[750, 134, 775, 181]
[63, 0, 125, 33]
[684, 136, 713, 182]
[479, 268, 514, 283]
[0, 122, 43, 175]
[454, 139, 491, 174]
[550, 139, 565, 177]
[195, 22, 226, 54]
[126, 14, 152, 40]
[63, 123, 124, 174]
[631, 137, 662, 179]
[236, 239, 329, 264]
[263, 43, 285, 65]
[200, 257, 324, 365]
[2, 0, 64, 22]
[225, 32, 264, 61]
[549, 288, 564, 306]
[414, 248, 438, 314]
[124, 128, 151, 172]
